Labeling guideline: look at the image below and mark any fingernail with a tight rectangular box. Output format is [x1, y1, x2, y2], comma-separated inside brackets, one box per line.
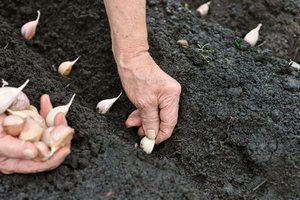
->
[24, 149, 36, 159]
[146, 129, 156, 140]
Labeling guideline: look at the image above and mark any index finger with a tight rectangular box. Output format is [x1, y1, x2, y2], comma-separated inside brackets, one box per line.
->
[40, 94, 53, 118]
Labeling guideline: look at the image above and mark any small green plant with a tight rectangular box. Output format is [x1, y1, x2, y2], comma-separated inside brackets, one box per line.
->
[233, 39, 241, 49]
[197, 44, 216, 65]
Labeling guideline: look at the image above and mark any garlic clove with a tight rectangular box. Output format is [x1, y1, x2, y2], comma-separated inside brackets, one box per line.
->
[19, 117, 44, 142]
[0, 114, 7, 134]
[29, 105, 38, 112]
[49, 125, 74, 156]
[140, 136, 155, 154]
[197, 1, 211, 16]
[46, 94, 76, 127]
[177, 39, 189, 48]
[34, 141, 50, 161]
[2, 115, 25, 137]
[7, 109, 47, 128]
[96, 91, 122, 114]
[58, 56, 80, 76]
[41, 127, 54, 146]
[0, 79, 29, 114]
[21, 10, 40, 40]
[9, 92, 30, 111]
[289, 60, 300, 70]
[244, 23, 262, 47]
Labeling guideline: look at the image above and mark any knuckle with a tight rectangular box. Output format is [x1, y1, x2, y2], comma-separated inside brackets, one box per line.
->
[167, 81, 182, 96]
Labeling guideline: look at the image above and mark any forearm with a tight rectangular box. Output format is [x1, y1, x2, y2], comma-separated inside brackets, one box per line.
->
[104, 0, 149, 65]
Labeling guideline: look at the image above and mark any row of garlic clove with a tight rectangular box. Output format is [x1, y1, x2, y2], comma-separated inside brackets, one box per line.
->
[0, 80, 76, 160]
[21, 11, 80, 77]
[197, 1, 262, 47]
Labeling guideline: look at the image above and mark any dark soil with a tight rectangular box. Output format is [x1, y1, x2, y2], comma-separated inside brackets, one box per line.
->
[0, 0, 299, 199]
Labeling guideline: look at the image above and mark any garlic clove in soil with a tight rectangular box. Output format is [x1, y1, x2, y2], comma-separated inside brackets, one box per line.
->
[21, 10, 41, 40]
[19, 117, 44, 142]
[41, 127, 54, 146]
[140, 136, 155, 154]
[244, 24, 262, 47]
[9, 92, 30, 111]
[2, 115, 25, 137]
[289, 60, 300, 70]
[7, 109, 47, 128]
[197, 1, 211, 16]
[96, 92, 122, 114]
[58, 56, 80, 76]
[46, 94, 76, 127]
[177, 39, 189, 48]
[0, 79, 29, 114]
[49, 125, 74, 156]
[34, 141, 50, 161]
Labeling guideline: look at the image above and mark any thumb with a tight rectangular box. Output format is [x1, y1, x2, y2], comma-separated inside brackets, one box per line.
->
[0, 135, 38, 159]
[139, 105, 160, 140]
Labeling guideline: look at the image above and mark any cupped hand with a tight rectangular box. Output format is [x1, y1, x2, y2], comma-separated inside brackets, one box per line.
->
[117, 50, 181, 144]
[0, 94, 70, 174]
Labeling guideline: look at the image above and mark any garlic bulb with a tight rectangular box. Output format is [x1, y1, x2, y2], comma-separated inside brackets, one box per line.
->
[49, 125, 74, 156]
[58, 56, 80, 76]
[41, 127, 54, 146]
[0, 114, 7, 134]
[2, 115, 25, 137]
[96, 92, 122, 114]
[9, 92, 30, 111]
[19, 117, 44, 142]
[197, 1, 211, 16]
[140, 136, 155, 154]
[0, 79, 29, 114]
[46, 94, 76, 127]
[244, 24, 262, 47]
[7, 109, 47, 128]
[34, 141, 50, 161]
[21, 10, 41, 40]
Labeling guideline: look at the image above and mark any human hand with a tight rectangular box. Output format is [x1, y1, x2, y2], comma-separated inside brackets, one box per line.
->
[116, 49, 181, 144]
[0, 94, 70, 174]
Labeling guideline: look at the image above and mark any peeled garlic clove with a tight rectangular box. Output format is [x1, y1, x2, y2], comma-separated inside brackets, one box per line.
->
[49, 125, 74, 156]
[21, 10, 40, 40]
[46, 94, 76, 127]
[0, 79, 29, 114]
[244, 23, 262, 47]
[9, 92, 30, 111]
[19, 117, 44, 142]
[0, 114, 7, 134]
[96, 92, 122, 114]
[58, 56, 80, 76]
[41, 127, 54, 146]
[2, 115, 25, 137]
[197, 1, 211, 16]
[140, 136, 155, 154]
[34, 141, 50, 161]
[7, 109, 47, 128]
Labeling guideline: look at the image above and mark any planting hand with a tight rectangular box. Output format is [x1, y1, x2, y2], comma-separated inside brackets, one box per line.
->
[0, 95, 70, 174]
[104, 0, 181, 144]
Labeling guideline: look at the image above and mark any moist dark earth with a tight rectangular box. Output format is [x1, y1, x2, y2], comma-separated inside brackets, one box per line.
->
[0, 0, 299, 199]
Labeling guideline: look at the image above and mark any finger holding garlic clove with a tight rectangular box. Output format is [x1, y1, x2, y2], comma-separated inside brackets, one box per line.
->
[21, 10, 41, 40]
[3, 115, 25, 137]
[58, 56, 80, 76]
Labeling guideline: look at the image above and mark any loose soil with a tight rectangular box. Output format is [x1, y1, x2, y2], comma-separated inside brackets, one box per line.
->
[0, 0, 299, 199]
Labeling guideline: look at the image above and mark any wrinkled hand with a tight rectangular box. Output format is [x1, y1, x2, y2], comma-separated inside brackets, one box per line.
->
[117, 50, 181, 144]
[0, 94, 70, 174]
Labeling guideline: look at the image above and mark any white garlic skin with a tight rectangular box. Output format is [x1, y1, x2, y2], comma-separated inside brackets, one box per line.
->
[7, 109, 47, 128]
[197, 1, 211, 16]
[0, 79, 29, 114]
[34, 141, 50, 161]
[96, 92, 122, 114]
[19, 117, 44, 142]
[140, 136, 155, 154]
[9, 92, 30, 111]
[46, 94, 76, 127]
[49, 125, 74, 156]
[2, 115, 25, 137]
[244, 24, 262, 47]
[58, 56, 80, 76]
[21, 10, 40, 40]
[41, 127, 54, 146]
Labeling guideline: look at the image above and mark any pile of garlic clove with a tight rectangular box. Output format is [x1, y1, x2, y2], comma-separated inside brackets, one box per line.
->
[0, 80, 75, 161]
